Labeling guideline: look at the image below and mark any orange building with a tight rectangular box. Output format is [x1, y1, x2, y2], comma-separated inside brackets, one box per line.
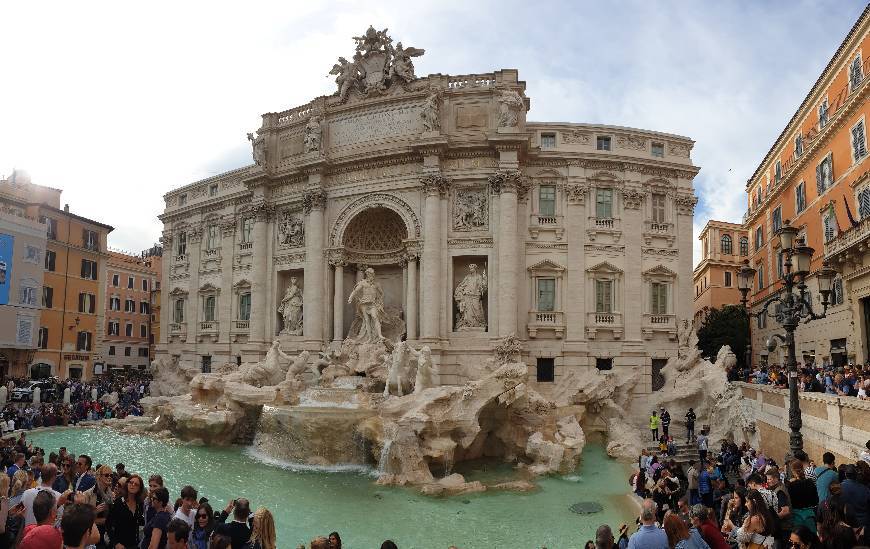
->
[102, 250, 161, 374]
[693, 221, 749, 323]
[0, 171, 113, 379]
[739, 7, 870, 368]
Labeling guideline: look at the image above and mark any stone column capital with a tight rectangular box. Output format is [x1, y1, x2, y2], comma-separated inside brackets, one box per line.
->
[421, 173, 451, 197]
[674, 194, 698, 215]
[488, 170, 529, 199]
[302, 189, 328, 214]
[327, 249, 347, 267]
[252, 203, 275, 223]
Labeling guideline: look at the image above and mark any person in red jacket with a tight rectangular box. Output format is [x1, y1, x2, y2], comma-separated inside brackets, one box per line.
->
[690, 504, 729, 549]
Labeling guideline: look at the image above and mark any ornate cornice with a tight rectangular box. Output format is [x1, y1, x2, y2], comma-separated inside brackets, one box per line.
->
[674, 194, 698, 215]
[421, 173, 451, 197]
[302, 189, 327, 213]
[488, 170, 529, 197]
[565, 183, 588, 204]
[622, 189, 645, 209]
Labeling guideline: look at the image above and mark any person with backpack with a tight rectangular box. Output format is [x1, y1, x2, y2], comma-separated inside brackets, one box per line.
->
[812, 452, 838, 503]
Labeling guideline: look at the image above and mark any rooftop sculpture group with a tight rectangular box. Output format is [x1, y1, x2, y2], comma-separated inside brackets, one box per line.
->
[328, 26, 425, 101]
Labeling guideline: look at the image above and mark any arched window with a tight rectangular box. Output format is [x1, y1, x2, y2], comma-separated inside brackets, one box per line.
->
[720, 234, 732, 255]
[739, 237, 749, 256]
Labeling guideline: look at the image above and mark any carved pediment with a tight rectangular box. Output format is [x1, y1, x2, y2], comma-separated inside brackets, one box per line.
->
[586, 261, 623, 274]
[168, 287, 189, 298]
[642, 265, 678, 279]
[198, 283, 221, 294]
[527, 259, 566, 273]
[232, 279, 251, 290]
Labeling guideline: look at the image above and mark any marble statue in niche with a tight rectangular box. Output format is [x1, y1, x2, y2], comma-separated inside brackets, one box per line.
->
[497, 88, 524, 128]
[278, 212, 304, 247]
[278, 277, 304, 335]
[420, 90, 441, 133]
[453, 190, 488, 231]
[347, 267, 386, 343]
[454, 263, 487, 330]
[304, 115, 323, 153]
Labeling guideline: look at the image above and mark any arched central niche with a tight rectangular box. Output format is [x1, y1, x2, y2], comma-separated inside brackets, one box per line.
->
[342, 207, 408, 253]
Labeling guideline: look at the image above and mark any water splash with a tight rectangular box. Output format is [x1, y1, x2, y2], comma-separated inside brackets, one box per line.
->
[244, 446, 377, 476]
[378, 423, 398, 474]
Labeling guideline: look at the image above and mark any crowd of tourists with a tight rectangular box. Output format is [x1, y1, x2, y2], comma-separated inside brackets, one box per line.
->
[621, 419, 870, 549]
[742, 362, 870, 399]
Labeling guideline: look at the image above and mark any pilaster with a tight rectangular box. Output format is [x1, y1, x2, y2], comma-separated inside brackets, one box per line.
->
[303, 184, 327, 343]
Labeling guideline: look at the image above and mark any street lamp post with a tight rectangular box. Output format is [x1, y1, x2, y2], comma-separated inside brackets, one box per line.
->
[737, 261, 757, 380]
[736, 220, 836, 458]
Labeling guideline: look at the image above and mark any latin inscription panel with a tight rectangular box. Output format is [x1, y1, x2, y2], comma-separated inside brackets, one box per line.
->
[329, 106, 420, 147]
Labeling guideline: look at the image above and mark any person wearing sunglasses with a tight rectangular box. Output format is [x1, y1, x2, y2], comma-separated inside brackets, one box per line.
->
[787, 526, 820, 549]
[53, 457, 75, 493]
[109, 474, 145, 549]
[190, 503, 214, 549]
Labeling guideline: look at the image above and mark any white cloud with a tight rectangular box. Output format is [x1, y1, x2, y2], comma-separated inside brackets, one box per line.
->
[0, 0, 865, 261]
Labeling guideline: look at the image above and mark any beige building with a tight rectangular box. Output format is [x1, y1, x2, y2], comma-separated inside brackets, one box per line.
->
[158, 29, 699, 393]
[0, 176, 47, 377]
[693, 221, 749, 323]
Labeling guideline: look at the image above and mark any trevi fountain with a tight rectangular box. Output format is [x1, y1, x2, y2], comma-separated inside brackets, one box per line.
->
[29, 27, 753, 547]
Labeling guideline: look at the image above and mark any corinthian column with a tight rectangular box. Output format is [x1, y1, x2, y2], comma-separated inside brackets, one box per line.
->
[331, 255, 345, 343]
[489, 170, 526, 337]
[250, 205, 271, 344]
[406, 252, 418, 341]
[420, 173, 449, 340]
[303, 188, 327, 343]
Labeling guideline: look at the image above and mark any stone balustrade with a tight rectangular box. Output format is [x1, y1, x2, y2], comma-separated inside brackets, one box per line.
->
[735, 382, 870, 464]
[526, 311, 565, 339]
[232, 320, 250, 331]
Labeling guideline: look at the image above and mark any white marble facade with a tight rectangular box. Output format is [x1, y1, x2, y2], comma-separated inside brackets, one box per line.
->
[157, 29, 699, 393]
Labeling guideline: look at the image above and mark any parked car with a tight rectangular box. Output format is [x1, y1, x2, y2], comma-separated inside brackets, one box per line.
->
[11, 381, 56, 402]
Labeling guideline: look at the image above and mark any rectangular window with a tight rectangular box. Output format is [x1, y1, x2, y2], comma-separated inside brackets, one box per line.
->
[777, 251, 784, 279]
[109, 297, 120, 311]
[757, 265, 765, 290]
[772, 206, 782, 234]
[794, 135, 804, 158]
[139, 302, 149, 314]
[538, 185, 556, 216]
[651, 194, 666, 223]
[112, 273, 119, 287]
[595, 358, 613, 371]
[80, 259, 98, 280]
[127, 276, 134, 289]
[739, 237, 749, 256]
[202, 356, 212, 374]
[241, 218, 254, 244]
[595, 280, 613, 313]
[209, 183, 219, 196]
[45, 218, 57, 240]
[176, 232, 187, 256]
[77, 292, 95, 313]
[76, 331, 92, 352]
[650, 282, 668, 315]
[140, 325, 147, 338]
[238, 293, 251, 321]
[125, 299, 135, 313]
[82, 229, 98, 251]
[204, 296, 216, 322]
[536, 358, 555, 382]
[756, 312, 766, 329]
[651, 142, 664, 157]
[125, 323, 133, 337]
[206, 225, 219, 250]
[755, 226, 763, 250]
[537, 278, 556, 312]
[852, 120, 867, 163]
[42, 286, 53, 308]
[124, 346, 131, 357]
[596, 136, 611, 151]
[595, 188, 613, 219]
[178, 194, 187, 207]
[108, 321, 119, 336]
[795, 181, 806, 213]
[774, 160, 782, 183]
[44, 250, 55, 272]
[540, 133, 556, 149]
[138, 347, 149, 357]
[850, 55, 863, 90]
[174, 299, 184, 323]
[37, 327, 48, 349]
[142, 279, 148, 291]
[819, 100, 829, 127]
[108, 345, 115, 356]
[724, 271, 732, 287]
[823, 212, 838, 242]
[859, 187, 870, 219]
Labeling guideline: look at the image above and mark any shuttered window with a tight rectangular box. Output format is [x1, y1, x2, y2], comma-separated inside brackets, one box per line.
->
[796, 182, 806, 213]
[595, 280, 613, 313]
[76, 331, 92, 351]
[850, 56, 863, 89]
[852, 121, 867, 163]
[859, 188, 870, 219]
[650, 283, 668, 315]
[42, 287, 53, 308]
[816, 153, 833, 195]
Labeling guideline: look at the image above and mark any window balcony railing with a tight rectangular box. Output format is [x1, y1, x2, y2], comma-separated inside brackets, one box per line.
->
[526, 311, 565, 339]
[199, 321, 219, 333]
[594, 217, 614, 229]
[203, 247, 221, 257]
[585, 311, 623, 340]
[529, 213, 565, 240]
[645, 221, 673, 233]
[824, 216, 870, 259]
[232, 319, 250, 331]
[239, 242, 253, 251]
[174, 254, 187, 263]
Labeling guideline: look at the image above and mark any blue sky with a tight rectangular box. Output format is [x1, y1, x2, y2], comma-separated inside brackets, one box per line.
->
[1, 0, 866, 264]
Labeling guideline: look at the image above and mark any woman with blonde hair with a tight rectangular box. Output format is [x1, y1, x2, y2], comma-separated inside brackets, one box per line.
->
[8, 470, 28, 506]
[244, 507, 276, 549]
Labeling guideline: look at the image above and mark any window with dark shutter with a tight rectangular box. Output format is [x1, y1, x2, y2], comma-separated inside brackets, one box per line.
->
[88, 294, 95, 314]
[78, 293, 85, 313]
[42, 287, 53, 308]
[853, 121, 867, 163]
[81, 260, 87, 278]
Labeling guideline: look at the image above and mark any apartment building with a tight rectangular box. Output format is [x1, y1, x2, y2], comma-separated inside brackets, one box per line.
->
[741, 7, 870, 368]
[103, 250, 161, 373]
[693, 220, 749, 323]
[0, 171, 114, 379]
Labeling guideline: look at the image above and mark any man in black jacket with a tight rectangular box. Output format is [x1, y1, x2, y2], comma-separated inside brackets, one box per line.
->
[215, 498, 252, 549]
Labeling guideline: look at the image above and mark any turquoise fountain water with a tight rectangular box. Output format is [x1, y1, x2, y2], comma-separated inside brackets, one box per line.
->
[29, 427, 636, 549]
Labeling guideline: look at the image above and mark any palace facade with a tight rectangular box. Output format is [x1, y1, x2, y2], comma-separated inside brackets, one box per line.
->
[157, 30, 699, 393]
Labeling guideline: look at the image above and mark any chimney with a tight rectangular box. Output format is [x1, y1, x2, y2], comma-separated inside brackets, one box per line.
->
[64, 204, 69, 213]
